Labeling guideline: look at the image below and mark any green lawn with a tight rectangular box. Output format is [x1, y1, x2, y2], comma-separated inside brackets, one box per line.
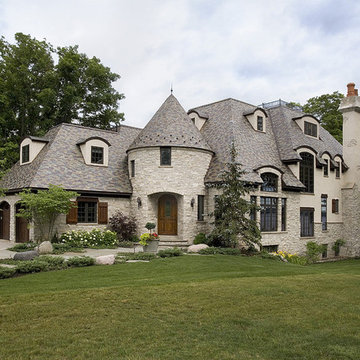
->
[0, 255, 359, 360]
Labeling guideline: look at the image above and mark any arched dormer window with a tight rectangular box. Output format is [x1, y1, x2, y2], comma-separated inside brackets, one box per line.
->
[77, 136, 111, 167]
[260, 173, 278, 192]
[300, 152, 314, 193]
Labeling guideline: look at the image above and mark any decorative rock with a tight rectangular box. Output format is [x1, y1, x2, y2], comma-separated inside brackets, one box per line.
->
[38, 241, 53, 254]
[188, 244, 209, 253]
[14, 250, 39, 261]
[95, 254, 115, 265]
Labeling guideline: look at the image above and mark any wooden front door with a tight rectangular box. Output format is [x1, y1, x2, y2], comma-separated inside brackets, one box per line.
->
[158, 195, 177, 235]
[15, 203, 29, 243]
[0, 202, 10, 240]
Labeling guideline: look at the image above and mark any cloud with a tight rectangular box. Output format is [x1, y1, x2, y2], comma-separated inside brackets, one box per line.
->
[1, 0, 360, 127]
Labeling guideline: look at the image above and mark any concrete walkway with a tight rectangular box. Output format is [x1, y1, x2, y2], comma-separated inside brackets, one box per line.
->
[0, 239, 143, 260]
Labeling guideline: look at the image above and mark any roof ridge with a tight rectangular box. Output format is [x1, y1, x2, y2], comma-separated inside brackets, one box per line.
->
[190, 97, 257, 111]
[48, 122, 139, 135]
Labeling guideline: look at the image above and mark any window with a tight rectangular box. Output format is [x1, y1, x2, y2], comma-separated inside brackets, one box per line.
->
[304, 121, 317, 137]
[250, 196, 257, 222]
[262, 245, 278, 253]
[91, 146, 104, 164]
[300, 208, 314, 237]
[332, 199, 339, 214]
[131, 160, 135, 177]
[191, 118, 195, 124]
[335, 161, 341, 178]
[160, 147, 171, 166]
[321, 195, 327, 231]
[322, 244, 328, 259]
[197, 195, 205, 221]
[22, 144, 30, 163]
[257, 116, 264, 131]
[78, 201, 97, 223]
[260, 197, 277, 232]
[281, 198, 286, 231]
[260, 173, 278, 192]
[300, 152, 314, 193]
[323, 159, 329, 176]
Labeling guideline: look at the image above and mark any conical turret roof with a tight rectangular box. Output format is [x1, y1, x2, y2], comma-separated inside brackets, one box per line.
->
[127, 94, 213, 152]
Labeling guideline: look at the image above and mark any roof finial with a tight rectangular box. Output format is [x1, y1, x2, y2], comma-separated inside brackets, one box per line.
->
[170, 83, 173, 94]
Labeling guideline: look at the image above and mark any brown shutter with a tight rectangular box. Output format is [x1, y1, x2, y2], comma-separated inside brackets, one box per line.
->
[66, 201, 78, 224]
[98, 202, 108, 224]
[332, 199, 336, 213]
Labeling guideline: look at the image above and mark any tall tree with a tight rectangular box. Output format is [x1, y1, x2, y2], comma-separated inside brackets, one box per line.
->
[208, 144, 261, 248]
[0, 33, 124, 179]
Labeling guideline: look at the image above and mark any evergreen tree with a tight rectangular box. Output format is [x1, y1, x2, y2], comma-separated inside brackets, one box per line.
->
[208, 144, 261, 248]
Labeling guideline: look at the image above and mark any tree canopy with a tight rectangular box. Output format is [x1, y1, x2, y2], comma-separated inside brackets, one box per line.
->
[0, 33, 124, 179]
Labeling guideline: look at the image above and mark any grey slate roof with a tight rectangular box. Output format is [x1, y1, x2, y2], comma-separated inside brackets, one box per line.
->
[1, 123, 141, 194]
[128, 94, 212, 152]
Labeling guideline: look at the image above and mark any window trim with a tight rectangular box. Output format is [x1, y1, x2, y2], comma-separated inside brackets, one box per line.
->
[22, 144, 30, 163]
[304, 121, 317, 137]
[130, 160, 135, 177]
[77, 198, 98, 224]
[300, 152, 314, 193]
[332, 199, 339, 214]
[160, 146, 171, 166]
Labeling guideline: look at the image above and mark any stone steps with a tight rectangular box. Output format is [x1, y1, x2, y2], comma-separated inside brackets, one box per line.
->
[158, 235, 188, 250]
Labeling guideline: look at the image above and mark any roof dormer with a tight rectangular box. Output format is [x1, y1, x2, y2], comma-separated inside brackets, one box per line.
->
[293, 115, 320, 139]
[77, 136, 111, 167]
[244, 108, 268, 132]
[20, 136, 49, 165]
[187, 110, 208, 131]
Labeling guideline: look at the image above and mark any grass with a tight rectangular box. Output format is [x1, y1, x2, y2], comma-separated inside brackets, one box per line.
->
[0, 255, 359, 359]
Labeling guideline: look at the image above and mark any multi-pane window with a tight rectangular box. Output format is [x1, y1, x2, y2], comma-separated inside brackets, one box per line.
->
[257, 116, 264, 131]
[260, 197, 277, 232]
[321, 195, 327, 231]
[160, 147, 171, 166]
[281, 198, 286, 231]
[131, 160, 135, 177]
[250, 196, 257, 222]
[91, 146, 104, 164]
[335, 161, 341, 178]
[78, 201, 97, 223]
[300, 152, 314, 193]
[304, 121, 317, 137]
[262, 245, 278, 253]
[260, 173, 278, 192]
[323, 159, 329, 176]
[300, 208, 314, 237]
[332, 199, 339, 214]
[197, 195, 205, 221]
[22, 144, 30, 163]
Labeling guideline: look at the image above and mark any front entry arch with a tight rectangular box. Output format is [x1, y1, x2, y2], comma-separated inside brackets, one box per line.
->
[0, 201, 10, 240]
[158, 194, 177, 235]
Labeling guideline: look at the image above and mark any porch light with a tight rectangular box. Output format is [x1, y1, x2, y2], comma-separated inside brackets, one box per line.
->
[137, 197, 142, 208]
[190, 198, 195, 208]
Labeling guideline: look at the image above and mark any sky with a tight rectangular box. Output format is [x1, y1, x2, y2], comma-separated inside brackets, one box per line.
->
[1, 0, 360, 128]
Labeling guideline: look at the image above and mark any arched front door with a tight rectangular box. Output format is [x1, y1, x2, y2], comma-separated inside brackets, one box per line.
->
[15, 203, 29, 243]
[158, 195, 177, 235]
[0, 202, 10, 240]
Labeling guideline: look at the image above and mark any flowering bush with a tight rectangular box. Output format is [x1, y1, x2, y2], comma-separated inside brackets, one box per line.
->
[59, 229, 117, 248]
[139, 232, 159, 246]
[271, 250, 307, 265]
[108, 211, 137, 241]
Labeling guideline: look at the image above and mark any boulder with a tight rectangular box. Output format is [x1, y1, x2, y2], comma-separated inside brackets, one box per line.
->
[38, 241, 53, 254]
[14, 250, 39, 261]
[188, 244, 209, 253]
[95, 254, 115, 265]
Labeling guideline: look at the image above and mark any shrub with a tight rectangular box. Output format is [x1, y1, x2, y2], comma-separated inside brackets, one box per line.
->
[158, 248, 183, 258]
[38, 256, 66, 270]
[116, 253, 157, 261]
[67, 256, 95, 267]
[332, 239, 346, 256]
[108, 211, 137, 241]
[52, 243, 85, 254]
[145, 222, 156, 232]
[306, 241, 326, 264]
[193, 233, 208, 245]
[7, 242, 36, 252]
[59, 229, 117, 248]
[0, 267, 16, 279]
[16, 260, 49, 273]
[118, 241, 136, 248]
[198, 247, 243, 256]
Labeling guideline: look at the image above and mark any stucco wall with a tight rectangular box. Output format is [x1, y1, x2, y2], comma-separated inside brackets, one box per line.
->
[128, 146, 212, 243]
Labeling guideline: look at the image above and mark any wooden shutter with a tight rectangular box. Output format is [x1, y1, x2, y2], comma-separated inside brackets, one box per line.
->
[66, 201, 78, 224]
[332, 199, 339, 213]
[98, 202, 108, 224]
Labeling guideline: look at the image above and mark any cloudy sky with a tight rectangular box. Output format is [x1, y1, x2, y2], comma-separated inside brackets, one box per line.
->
[1, 0, 360, 128]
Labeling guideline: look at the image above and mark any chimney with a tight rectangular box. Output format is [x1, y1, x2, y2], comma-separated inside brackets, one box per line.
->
[347, 82, 358, 97]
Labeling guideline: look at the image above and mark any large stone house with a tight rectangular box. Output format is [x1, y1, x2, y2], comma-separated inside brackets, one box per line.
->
[1, 83, 360, 257]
